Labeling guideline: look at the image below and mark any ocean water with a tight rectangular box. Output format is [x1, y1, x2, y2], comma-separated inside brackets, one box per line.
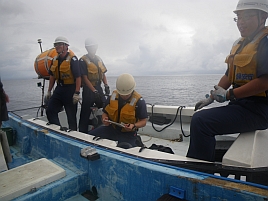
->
[2, 74, 223, 117]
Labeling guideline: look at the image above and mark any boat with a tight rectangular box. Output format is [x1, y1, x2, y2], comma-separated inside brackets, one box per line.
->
[1, 101, 268, 200]
[0, 45, 267, 200]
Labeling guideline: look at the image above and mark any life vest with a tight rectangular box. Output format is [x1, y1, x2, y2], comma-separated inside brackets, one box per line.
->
[50, 51, 76, 85]
[225, 27, 268, 97]
[105, 90, 142, 132]
[81, 55, 107, 86]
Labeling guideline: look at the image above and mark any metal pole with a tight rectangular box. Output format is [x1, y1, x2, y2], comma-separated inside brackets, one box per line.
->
[38, 39, 43, 53]
[37, 39, 45, 116]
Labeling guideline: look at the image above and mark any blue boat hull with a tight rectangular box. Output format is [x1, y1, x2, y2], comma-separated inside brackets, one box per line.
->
[2, 112, 268, 201]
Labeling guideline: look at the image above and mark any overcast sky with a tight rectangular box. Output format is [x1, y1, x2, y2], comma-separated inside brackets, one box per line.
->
[0, 0, 254, 80]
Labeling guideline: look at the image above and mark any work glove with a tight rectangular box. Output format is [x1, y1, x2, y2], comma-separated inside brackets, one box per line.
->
[194, 94, 214, 111]
[44, 91, 51, 106]
[104, 84, 110, 95]
[94, 90, 103, 108]
[210, 85, 227, 103]
[72, 93, 81, 104]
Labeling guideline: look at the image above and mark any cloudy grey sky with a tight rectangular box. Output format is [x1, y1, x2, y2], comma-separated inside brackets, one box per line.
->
[0, 0, 250, 80]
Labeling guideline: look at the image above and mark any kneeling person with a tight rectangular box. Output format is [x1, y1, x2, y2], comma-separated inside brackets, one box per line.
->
[89, 73, 147, 148]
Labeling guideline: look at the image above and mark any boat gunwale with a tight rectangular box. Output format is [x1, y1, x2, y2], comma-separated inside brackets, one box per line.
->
[6, 111, 268, 191]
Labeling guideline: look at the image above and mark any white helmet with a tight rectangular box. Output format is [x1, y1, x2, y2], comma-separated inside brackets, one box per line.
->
[85, 37, 98, 55]
[234, 0, 268, 13]
[85, 37, 98, 47]
[54, 36, 69, 46]
[116, 73, 136, 95]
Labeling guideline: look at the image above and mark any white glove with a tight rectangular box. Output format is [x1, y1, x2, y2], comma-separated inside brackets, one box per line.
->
[46, 91, 51, 99]
[195, 94, 214, 111]
[44, 91, 51, 105]
[210, 85, 227, 103]
[73, 93, 81, 104]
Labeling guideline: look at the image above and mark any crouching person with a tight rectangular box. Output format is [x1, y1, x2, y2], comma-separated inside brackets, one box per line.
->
[89, 73, 147, 148]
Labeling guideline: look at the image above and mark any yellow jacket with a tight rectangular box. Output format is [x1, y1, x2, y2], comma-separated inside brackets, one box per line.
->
[50, 52, 76, 85]
[105, 90, 142, 132]
[225, 27, 268, 97]
[81, 55, 107, 86]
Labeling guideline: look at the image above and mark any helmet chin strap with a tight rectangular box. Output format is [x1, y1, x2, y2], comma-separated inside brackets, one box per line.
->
[247, 11, 266, 41]
[256, 11, 265, 30]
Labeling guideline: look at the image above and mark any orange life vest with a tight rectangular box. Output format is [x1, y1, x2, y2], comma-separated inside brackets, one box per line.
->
[105, 90, 142, 132]
[50, 51, 76, 85]
[225, 27, 268, 97]
[81, 55, 107, 86]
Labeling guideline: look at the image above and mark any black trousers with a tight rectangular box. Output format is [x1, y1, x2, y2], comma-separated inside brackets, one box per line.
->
[89, 125, 137, 147]
[46, 85, 77, 130]
[0, 89, 8, 123]
[79, 85, 105, 133]
[187, 99, 268, 162]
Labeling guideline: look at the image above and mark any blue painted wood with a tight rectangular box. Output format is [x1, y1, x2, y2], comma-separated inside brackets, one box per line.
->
[169, 186, 185, 199]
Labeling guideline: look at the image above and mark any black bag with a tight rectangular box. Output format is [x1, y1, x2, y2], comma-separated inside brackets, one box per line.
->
[148, 116, 171, 125]
[149, 144, 174, 154]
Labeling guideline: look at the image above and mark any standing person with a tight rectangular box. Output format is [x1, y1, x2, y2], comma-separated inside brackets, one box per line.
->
[45, 36, 81, 131]
[187, 0, 268, 162]
[78, 37, 110, 133]
[89, 73, 148, 148]
[0, 79, 9, 127]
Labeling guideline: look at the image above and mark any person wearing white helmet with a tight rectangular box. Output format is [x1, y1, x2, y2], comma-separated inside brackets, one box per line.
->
[187, 0, 268, 162]
[45, 36, 81, 131]
[88, 73, 148, 148]
[78, 37, 110, 133]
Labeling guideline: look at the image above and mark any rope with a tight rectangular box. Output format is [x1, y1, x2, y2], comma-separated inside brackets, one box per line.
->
[147, 103, 190, 137]
[8, 106, 41, 112]
[8, 105, 47, 119]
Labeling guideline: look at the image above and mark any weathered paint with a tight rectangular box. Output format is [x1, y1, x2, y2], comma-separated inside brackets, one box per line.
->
[3, 113, 268, 201]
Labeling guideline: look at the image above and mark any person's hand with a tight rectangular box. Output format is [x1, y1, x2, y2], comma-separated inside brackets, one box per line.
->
[44, 91, 51, 105]
[195, 94, 214, 111]
[94, 90, 103, 108]
[124, 123, 136, 131]
[4, 93, 9, 103]
[102, 117, 110, 126]
[72, 93, 81, 104]
[210, 85, 227, 103]
[104, 84, 110, 95]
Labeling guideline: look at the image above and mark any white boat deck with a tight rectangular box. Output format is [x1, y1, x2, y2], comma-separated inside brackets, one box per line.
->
[27, 106, 267, 169]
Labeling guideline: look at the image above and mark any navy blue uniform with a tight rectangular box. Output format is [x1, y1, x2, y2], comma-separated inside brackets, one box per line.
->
[78, 57, 106, 133]
[187, 36, 268, 162]
[89, 94, 148, 147]
[0, 80, 8, 123]
[46, 53, 80, 130]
